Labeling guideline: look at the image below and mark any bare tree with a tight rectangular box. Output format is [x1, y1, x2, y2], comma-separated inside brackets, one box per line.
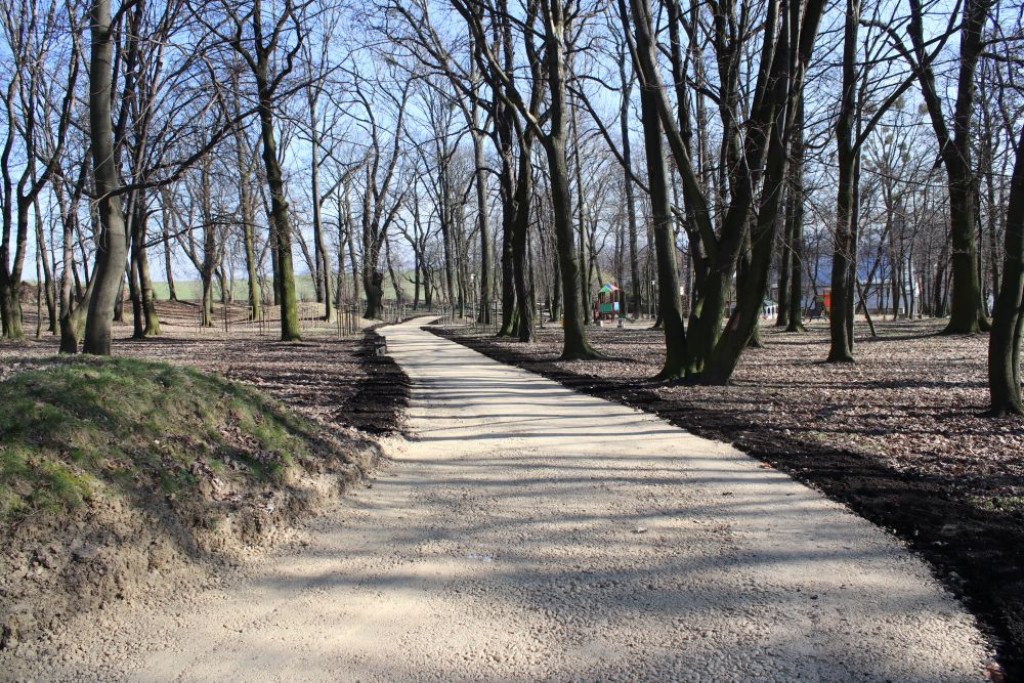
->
[0, 0, 79, 340]
[627, 0, 826, 382]
[190, 0, 312, 340]
[905, 0, 993, 335]
[352, 68, 410, 319]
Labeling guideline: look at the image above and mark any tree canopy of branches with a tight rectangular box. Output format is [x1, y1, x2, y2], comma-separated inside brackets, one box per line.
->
[0, 0, 1019, 414]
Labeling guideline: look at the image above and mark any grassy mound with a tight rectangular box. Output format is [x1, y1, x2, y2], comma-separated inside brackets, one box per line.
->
[0, 357, 379, 648]
[0, 357, 337, 522]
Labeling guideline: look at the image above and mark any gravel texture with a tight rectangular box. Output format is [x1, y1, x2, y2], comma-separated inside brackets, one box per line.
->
[436, 319, 1024, 678]
[2, 318, 995, 681]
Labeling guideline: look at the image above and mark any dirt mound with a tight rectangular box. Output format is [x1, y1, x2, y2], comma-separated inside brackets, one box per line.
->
[0, 357, 381, 651]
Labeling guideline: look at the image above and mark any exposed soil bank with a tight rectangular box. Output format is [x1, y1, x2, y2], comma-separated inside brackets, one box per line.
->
[435, 323, 1021, 681]
[0, 324, 409, 660]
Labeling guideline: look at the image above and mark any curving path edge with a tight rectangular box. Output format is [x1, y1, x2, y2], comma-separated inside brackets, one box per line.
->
[5, 317, 994, 682]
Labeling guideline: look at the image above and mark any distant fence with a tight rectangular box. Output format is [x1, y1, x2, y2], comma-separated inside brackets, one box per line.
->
[189, 299, 494, 337]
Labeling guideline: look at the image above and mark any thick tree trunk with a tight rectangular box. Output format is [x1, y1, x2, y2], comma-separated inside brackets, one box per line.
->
[828, 0, 859, 363]
[944, 167, 986, 333]
[60, 280, 93, 354]
[632, 0, 686, 378]
[988, 128, 1024, 416]
[256, 86, 300, 340]
[363, 256, 384, 320]
[496, 99, 517, 336]
[543, 0, 597, 360]
[498, 213, 516, 334]
[83, 0, 127, 356]
[0, 197, 29, 341]
[0, 277, 21, 339]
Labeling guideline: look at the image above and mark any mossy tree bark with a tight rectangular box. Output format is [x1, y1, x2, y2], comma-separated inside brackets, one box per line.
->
[256, 92, 300, 340]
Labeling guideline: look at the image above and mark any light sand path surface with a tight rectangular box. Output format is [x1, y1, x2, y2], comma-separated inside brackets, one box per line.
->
[5, 318, 993, 681]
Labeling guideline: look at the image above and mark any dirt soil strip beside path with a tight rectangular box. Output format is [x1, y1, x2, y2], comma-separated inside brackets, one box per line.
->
[7, 318, 995, 681]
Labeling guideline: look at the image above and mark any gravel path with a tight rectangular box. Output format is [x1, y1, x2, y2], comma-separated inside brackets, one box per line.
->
[8, 319, 993, 681]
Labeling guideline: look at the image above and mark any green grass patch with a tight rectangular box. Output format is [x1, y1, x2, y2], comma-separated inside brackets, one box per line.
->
[0, 357, 329, 523]
[969, 494, 1024, 515]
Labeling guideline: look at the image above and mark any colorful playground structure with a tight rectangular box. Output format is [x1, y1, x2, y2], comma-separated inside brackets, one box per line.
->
[593, 283, 625, 325]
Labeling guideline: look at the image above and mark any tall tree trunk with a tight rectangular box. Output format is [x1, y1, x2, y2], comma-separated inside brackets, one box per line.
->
[309, 98, 332, 321]
[987, 127, 1024, 416]
[237, 152, 263, 320]
[33, 201, 57, 334]
[571, 100, 589, 323]
[473, 116, 492, 324]
[776, 198, 791, 328]
[198, 164, 215, 327]
[162, 201, 177, 301]
[129, 249, 144, 338]
[132, 197, 160, 335]
[828, 0, 859, 363]
[634, 9, 687, 379]
[618, 43, 642, 319]
[909, 0, 991, 333]
[542, 0, 597, 360]
[496, 95, 517, 335]
[512, 136, 535, 342]
[345, 189, 360, 310]
[256, 80, 300, 340]
[83, 0, 127, 356]
[785, 99, 806, 333]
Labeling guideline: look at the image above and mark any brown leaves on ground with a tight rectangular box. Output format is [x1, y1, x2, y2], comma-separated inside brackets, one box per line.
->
[0, 299, 404, 436]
